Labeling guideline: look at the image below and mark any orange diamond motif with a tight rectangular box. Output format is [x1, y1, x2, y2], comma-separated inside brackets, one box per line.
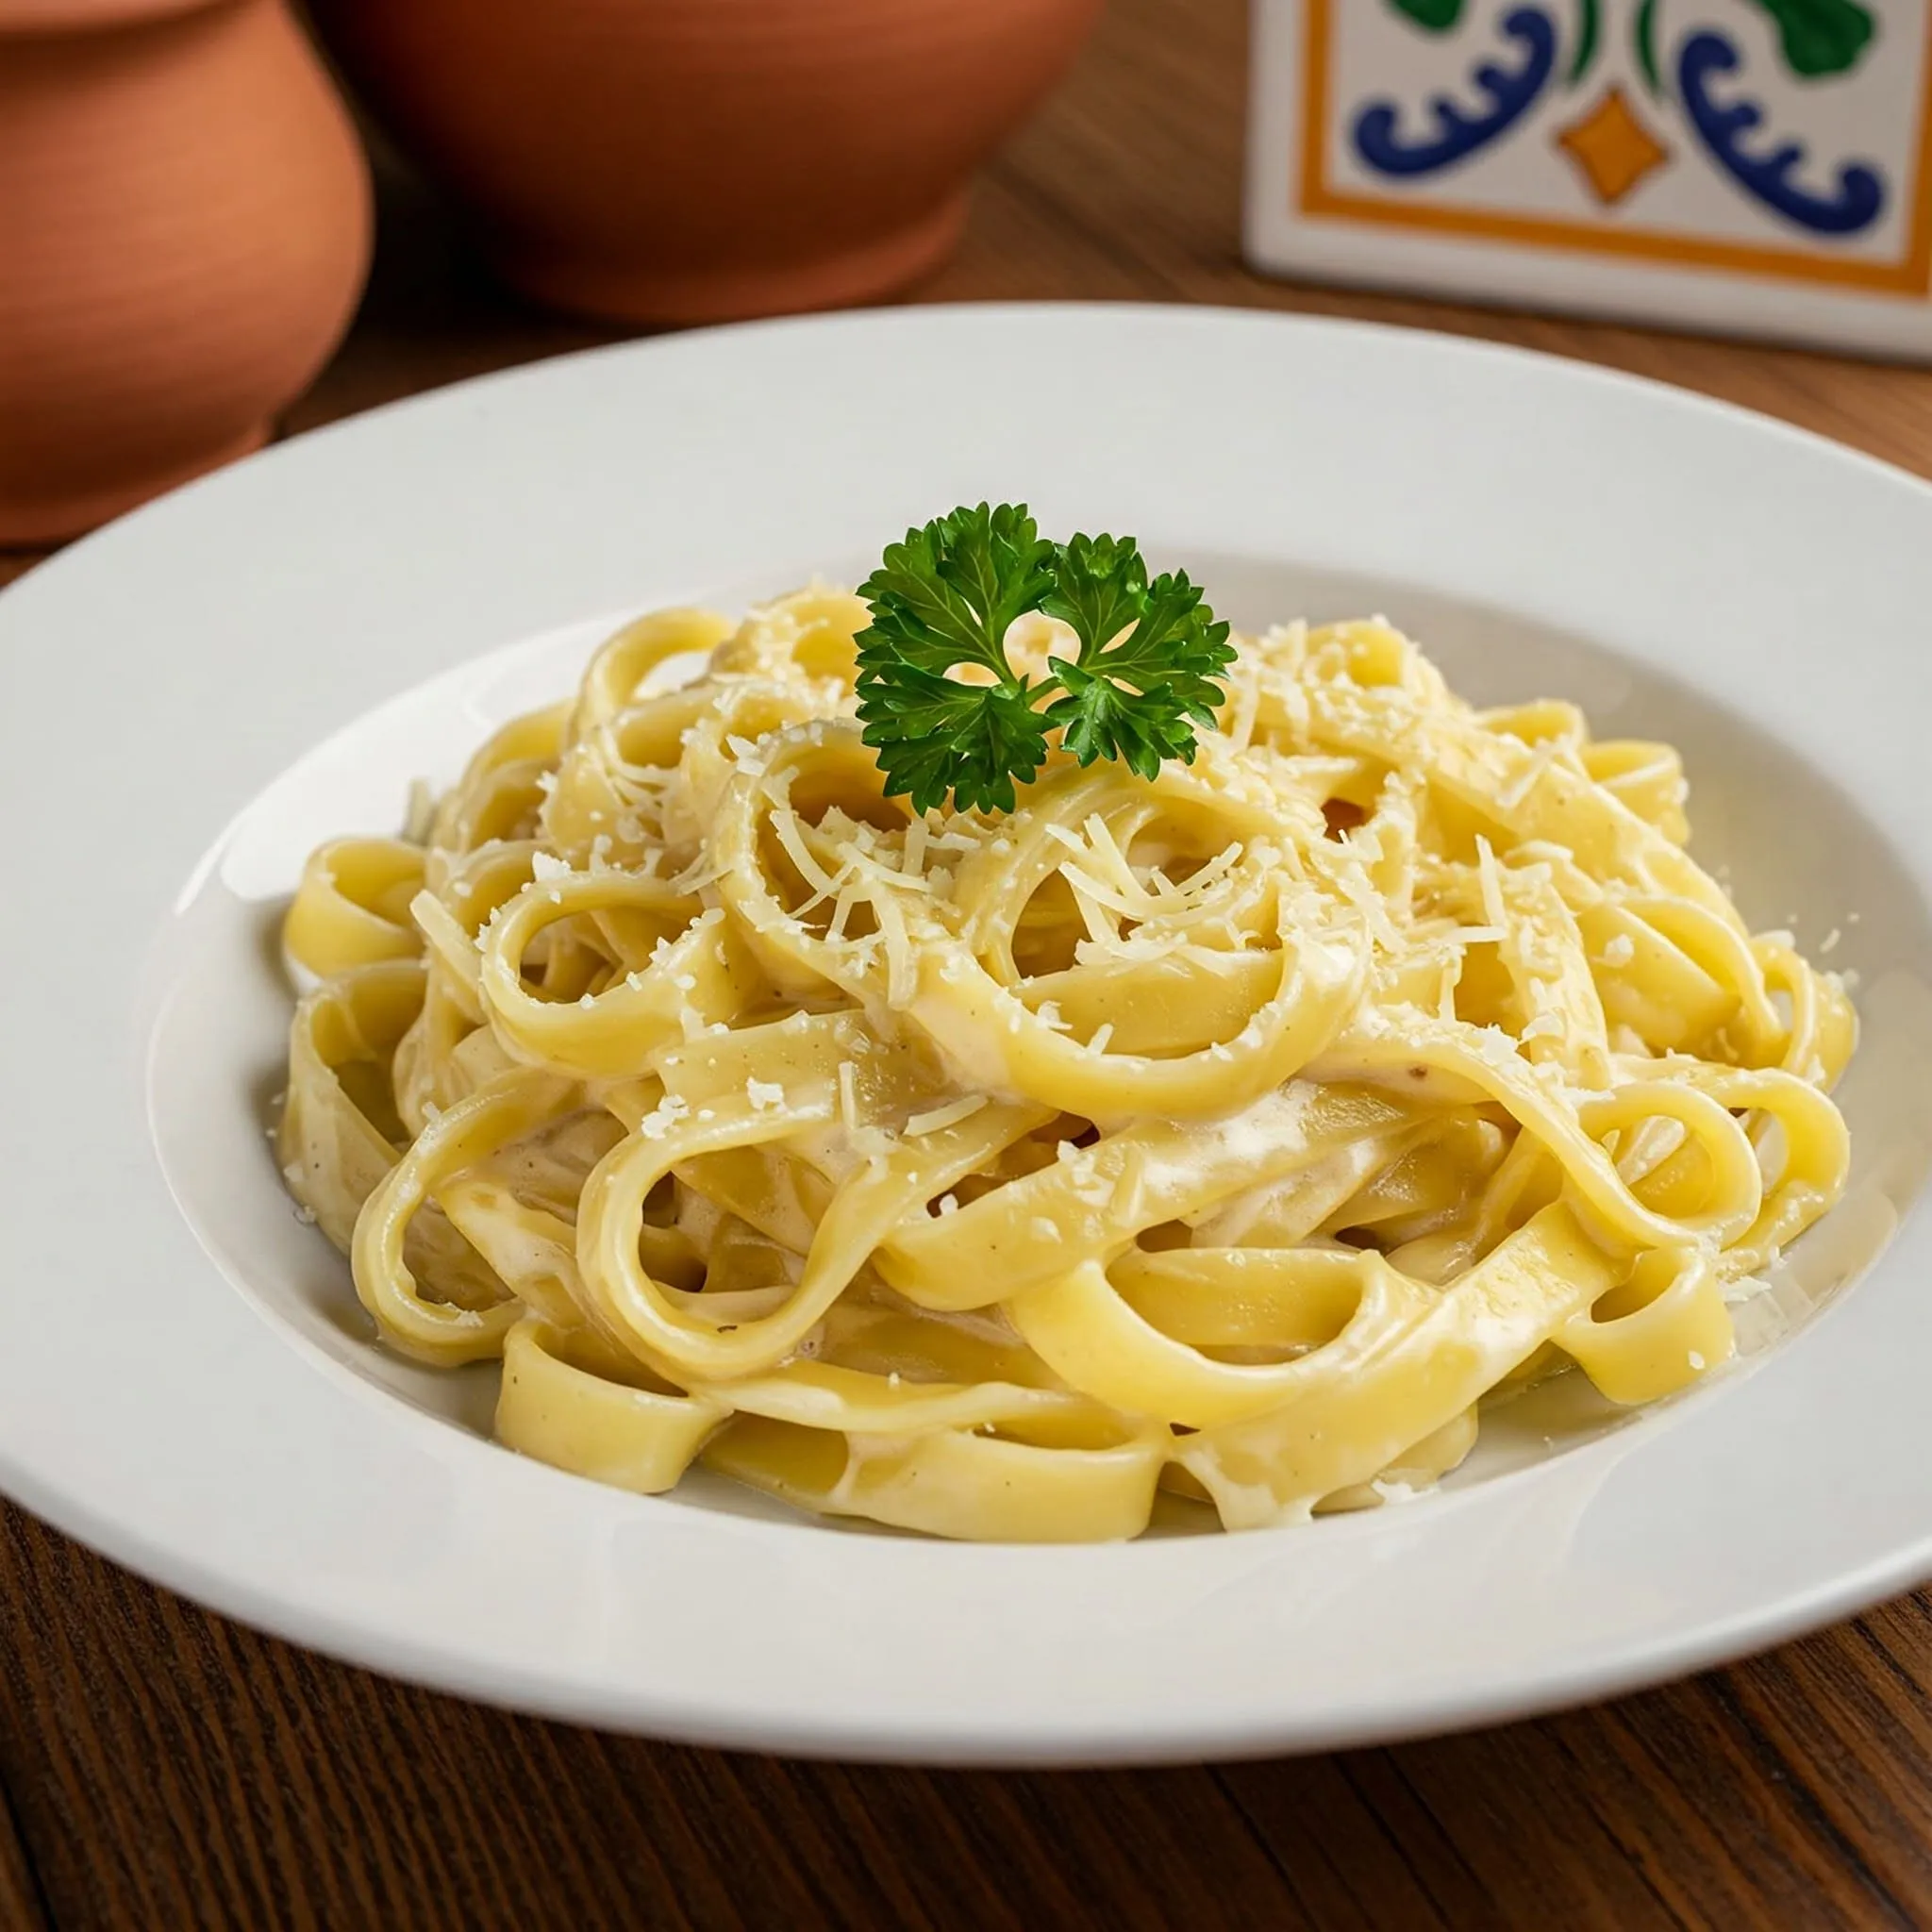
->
[1557, 87, 1671, 207]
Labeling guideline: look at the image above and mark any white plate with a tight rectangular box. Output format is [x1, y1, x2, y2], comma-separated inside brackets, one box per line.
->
[3, 305, 1929, 1766]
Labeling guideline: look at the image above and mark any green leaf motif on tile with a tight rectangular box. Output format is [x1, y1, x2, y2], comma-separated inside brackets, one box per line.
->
[1635, 0, 1665, 94]
[1388, 0, 1466, 30]
[1740, 0, 1876, 77]
[1569, 0, 1601, 84]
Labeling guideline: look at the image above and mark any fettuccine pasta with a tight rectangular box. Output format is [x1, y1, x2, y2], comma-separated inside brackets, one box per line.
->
[276, 590, 1855, 1538]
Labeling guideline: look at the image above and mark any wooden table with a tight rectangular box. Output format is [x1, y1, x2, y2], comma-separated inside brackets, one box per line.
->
[7, 4, 1932, 1925]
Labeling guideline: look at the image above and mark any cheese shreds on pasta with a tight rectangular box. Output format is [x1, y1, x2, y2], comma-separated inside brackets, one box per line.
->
[276, 590, 1856, 1540]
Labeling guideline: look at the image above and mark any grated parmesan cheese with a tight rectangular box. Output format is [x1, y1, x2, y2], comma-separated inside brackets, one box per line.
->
[902, 818, 929, 878]
[906, 1094, 987, 1136]
[1474, 835, 1507, 933]
[875, 888, 916, 1008]
[639, 1095, 691, 1141]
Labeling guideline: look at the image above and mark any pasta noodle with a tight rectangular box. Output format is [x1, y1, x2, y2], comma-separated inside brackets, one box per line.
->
[276, 590, 1856, 1539]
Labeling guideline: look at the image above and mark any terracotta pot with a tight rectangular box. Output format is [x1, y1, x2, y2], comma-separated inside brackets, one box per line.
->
[308, 0, 1103, 326]
[0, 0, 372, 543]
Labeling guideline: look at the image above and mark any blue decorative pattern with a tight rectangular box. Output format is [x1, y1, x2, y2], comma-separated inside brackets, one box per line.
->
[1353, 6, 1560, 177]
[1677, 29, 1885, 235]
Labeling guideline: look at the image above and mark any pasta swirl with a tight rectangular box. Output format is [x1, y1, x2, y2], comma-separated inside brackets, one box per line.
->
[276, 591, 1856, 1539]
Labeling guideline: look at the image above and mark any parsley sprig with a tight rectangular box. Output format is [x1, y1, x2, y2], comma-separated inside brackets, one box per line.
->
[855, 504, 1235, 814]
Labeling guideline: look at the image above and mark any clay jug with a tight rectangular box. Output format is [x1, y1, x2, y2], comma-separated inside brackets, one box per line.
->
[308, 0, 1103, 325]
[0, 0, 372, 543]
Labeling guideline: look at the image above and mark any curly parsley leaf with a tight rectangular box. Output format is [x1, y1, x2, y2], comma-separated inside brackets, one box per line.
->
[857, 503, 1055, 683]
[856, 503, 1057, 811]
[856, 661, 1049, 815]
[1041, 535, 1236, 780]
[853, 506, 1233, 811]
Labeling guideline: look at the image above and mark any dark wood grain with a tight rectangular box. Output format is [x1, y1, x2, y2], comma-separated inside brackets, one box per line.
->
[0, 1774, 46, 1932]
[5, 0, 1932, 1926]
[8, 1497, 1932, 1931]
[0, 1504, 1311, 1931]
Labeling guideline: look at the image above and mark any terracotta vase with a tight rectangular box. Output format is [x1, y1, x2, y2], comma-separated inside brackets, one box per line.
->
[0, 0, 372, 543]
[307, 0, 1104, 326]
